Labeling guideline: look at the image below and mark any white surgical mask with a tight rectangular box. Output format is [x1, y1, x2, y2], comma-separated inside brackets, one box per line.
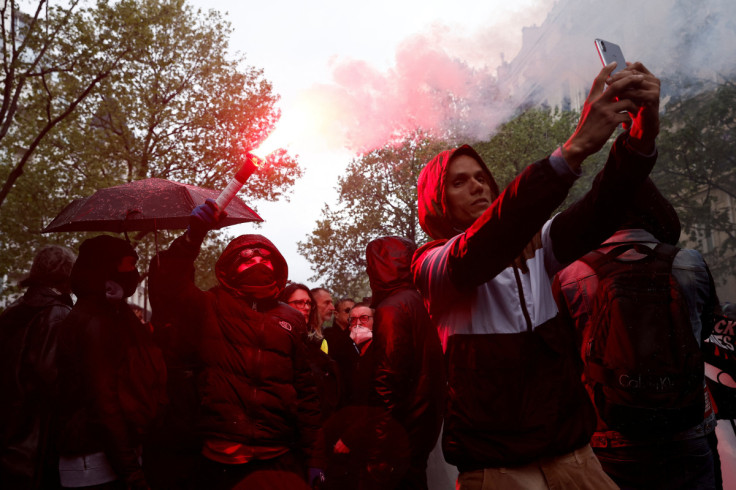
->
[350, 325, 373, 346]
[105, 280, 124, 302]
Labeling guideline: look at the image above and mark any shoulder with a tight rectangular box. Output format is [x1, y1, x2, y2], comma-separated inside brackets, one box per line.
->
[556, 256, 596, 287]
[62, 298, 112, 332]
[412, 237, 458, 292]
[412, 238, 450, 273]
[673, 247, 708, 271]
[268, 302, 308, 337]
[377, 288, 423, 313]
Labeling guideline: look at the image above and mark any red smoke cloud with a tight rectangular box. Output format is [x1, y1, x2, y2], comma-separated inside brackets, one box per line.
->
[304, 33, 508, 153]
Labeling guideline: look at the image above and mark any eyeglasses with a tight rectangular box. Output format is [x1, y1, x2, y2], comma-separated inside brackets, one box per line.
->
[288, 299, 313, 309]
[348, 315, 372, 326]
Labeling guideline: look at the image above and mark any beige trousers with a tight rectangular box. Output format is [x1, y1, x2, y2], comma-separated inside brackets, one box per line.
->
[456, 444, 619, 490]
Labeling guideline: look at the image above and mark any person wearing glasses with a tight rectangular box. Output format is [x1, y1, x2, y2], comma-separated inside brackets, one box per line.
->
[347, 304, 374, 356]
[324, 297, 357, 405]
[332, 298, 356, 331]
[280, 283, 342, 423]
[318, 303, 409, 490]
[281, 283, 319, 333]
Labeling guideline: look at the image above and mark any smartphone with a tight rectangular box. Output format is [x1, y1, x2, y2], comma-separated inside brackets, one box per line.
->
[595, 39, 626, 74]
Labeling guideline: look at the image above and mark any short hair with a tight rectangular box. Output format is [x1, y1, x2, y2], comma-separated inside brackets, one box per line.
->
[350, 301, 374, 313]
[20, 245, 76, 289]
[310, 287, 331, 297]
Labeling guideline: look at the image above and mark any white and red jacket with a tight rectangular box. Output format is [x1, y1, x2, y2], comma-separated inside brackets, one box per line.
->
[412, 133, 656, 470]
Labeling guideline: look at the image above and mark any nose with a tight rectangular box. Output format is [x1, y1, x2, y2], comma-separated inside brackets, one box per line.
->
[469, 177, 484, 194]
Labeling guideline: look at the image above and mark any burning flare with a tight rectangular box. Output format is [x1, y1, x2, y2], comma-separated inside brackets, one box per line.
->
[215, 152, 263, 210]
[214, 117, 299, 211]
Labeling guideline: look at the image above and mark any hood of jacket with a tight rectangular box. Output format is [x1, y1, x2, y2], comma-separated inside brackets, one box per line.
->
[366, 236, 417, 307]
[215, 234, 288, 298]
[70, 235, 138, 298]
[620, 178, 681, 245]
[417, 144, 499, 240]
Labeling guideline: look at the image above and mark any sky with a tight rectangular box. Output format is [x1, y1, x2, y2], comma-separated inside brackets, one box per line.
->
[185, 0, 736, 288]
[185, 0, 554, 286]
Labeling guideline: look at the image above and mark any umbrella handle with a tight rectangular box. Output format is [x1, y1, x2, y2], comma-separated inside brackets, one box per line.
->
[215, 153, 261, 210]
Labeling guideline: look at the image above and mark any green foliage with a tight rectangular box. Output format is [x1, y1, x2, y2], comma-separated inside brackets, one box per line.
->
[472, 107, 580, 189]
[297, 106, 638, 299]
[653, 80, 736, 287]
[0, 0, 299, 301]
[298, 130, 447, 299]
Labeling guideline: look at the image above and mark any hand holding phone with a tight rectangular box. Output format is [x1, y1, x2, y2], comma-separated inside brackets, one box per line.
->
[595, 39, 626, 74]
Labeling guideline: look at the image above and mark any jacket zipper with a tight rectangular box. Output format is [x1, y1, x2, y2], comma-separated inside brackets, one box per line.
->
[512, 264, 533, 333]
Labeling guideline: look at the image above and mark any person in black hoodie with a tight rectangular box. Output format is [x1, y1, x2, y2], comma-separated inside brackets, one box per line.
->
[366, 236, 445, 490]
[0, 245, 75, 490]
[56, 235, 165, 490]
[148, 199, 322, 489]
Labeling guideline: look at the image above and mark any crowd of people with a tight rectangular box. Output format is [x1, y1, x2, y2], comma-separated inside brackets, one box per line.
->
[2, 61, 736, 490]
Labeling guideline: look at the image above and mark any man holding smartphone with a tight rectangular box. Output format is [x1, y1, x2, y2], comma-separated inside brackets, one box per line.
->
[412, 61, 661, 489]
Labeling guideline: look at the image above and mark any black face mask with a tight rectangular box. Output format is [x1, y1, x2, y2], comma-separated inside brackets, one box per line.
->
[109, 269, 140, 298]
[220, 262, 279, 300]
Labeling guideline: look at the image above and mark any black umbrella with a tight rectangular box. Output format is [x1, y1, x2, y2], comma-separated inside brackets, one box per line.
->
[42, 178, 262, 233]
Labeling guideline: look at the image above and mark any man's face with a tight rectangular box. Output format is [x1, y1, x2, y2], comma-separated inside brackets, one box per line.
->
[313, 290, 335, 325]
[235, 247, 274, 274]
[348, 306, 374, 331]
[445, 155, 493, 230]
[334, 299, 355, 330]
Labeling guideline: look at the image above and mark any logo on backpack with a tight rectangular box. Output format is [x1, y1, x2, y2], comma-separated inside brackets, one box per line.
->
[580, 242, 704, 436]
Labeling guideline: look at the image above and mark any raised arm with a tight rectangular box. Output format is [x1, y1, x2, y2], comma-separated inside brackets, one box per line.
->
[148, 199, 226, 329]
[550, 63, 661, 267]
[446, 64, 655, 287]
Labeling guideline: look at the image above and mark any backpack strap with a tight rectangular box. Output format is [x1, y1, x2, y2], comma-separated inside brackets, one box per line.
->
[579, 242, 652, 274]
[580, 241, 680, 272]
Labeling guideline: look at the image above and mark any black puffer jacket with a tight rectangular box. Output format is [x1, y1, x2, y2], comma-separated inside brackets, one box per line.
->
[149, 233, 320, 462]
[366, 236, 446, 466]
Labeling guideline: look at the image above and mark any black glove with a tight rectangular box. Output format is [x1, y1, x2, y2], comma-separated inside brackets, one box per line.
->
[186, 198, 226, 244]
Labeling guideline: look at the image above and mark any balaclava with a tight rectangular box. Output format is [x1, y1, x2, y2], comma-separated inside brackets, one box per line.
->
[71, 235, 140, 299]
[215, 234, 288, 301]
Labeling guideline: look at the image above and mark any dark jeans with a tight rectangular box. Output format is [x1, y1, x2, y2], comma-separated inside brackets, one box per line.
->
[594, 435, 716, 490]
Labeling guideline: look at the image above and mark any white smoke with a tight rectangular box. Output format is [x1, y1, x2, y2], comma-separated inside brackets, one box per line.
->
[305, 0, 736, 152]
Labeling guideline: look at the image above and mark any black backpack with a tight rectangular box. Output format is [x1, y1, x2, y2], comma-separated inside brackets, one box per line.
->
[579, 242, 704, 436]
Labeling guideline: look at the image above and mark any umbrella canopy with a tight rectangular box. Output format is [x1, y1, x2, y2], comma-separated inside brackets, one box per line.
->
[42, 178, 262, 233]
